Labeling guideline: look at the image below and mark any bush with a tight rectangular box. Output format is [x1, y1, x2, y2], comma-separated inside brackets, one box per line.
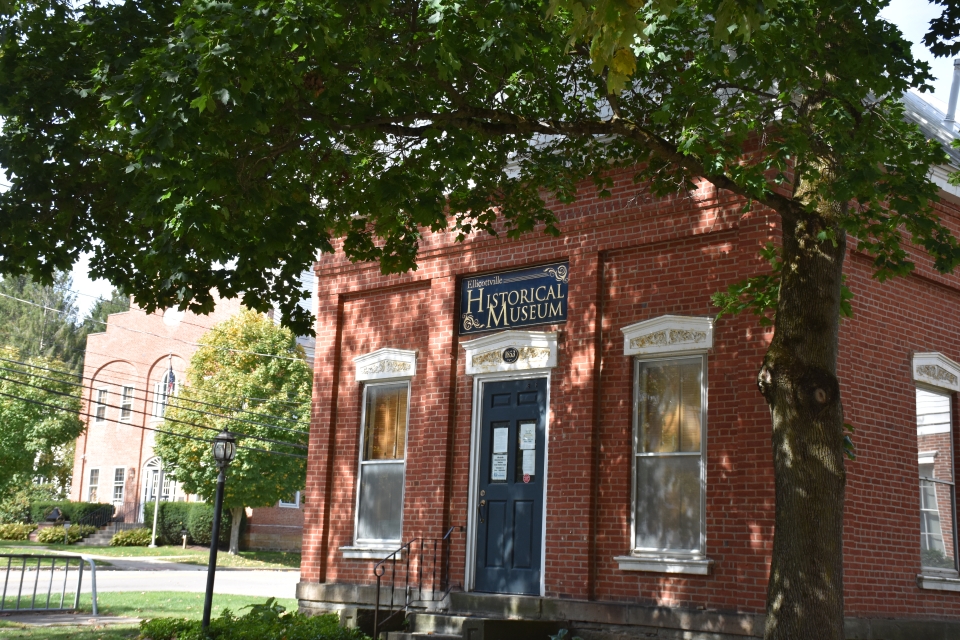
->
[29, 501, 111, 524]
[139, 600, 367, 640]
[0, 483, 61, 524]
[110, 528, 153, 546]
[142, 502, 233, 547]
[35, 524, 96, 544]
[0, 523, 36, 540]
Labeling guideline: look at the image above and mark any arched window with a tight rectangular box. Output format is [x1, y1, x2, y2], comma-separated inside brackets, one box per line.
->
[152, 369, 177, 419]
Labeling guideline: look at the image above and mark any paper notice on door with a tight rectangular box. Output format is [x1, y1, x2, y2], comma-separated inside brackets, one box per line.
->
[491, 453, 508, 481]
[519, 423, 536, 450]
[493, 428, 509, 454]
[522, 449, 536, 475]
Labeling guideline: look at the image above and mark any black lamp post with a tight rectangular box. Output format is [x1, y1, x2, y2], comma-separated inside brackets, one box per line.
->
[202, 430, 236, 630]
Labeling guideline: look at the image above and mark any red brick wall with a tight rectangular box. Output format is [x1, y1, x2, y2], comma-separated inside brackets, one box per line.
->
[301, 171, 960, 619]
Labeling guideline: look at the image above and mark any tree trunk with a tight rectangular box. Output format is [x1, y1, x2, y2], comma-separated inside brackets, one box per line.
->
[229, 506, 243, 555]
[761, 206, 847, 640]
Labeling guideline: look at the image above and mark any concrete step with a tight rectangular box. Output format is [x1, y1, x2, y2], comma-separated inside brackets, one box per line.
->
[384, 633, 461, 640]
[407, 613, 468, 636]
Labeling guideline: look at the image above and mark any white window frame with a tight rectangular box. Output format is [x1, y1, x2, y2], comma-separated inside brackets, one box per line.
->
[87, 468, 100, 502]
[351, 380, 411, 549]
[152, 371, 178, 420]
[913, 352, 960, 590]
[94, 388, 108, 423]
[616, 315, 713, 575]
[279, 491, 301, 508]
[112, 467, 125, 504]
[119, 386, 134, 422]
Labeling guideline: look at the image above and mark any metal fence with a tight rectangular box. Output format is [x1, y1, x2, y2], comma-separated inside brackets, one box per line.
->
[0, 554, 98, 614]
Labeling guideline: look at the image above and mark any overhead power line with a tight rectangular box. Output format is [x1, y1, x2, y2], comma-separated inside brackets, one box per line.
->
[0, 374, 307, 451]
[0, 352, 308, 432]
[0, 291, 304, 362]
[0, 387, 308, 460]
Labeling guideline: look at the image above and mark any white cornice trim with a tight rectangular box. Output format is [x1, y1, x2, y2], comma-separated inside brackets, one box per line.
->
[353, 348, 417, 382]
[460, 330, 558, 376]
[913, 352, 960, 392]
[622, 315, 714, 357]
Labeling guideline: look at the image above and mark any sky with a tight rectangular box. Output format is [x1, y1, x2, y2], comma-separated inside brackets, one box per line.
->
[0, 0, 952, 317]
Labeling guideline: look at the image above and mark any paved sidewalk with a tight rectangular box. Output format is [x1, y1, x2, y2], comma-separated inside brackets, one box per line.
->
[82, 569, 300, 598]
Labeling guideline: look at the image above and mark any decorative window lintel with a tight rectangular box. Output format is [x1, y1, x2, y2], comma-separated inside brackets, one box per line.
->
[460, 330, 558, 376]
[622, 315, 714, 357]
[354, 348, 417, 382]
[913, 352, 960, 392]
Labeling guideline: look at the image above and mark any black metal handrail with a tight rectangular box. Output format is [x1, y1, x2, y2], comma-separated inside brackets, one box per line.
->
[372, 526, 463, 639]
[74, 505, 115, 529]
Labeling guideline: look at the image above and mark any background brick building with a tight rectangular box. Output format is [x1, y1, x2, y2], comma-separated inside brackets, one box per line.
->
[70, 296, 310, 550]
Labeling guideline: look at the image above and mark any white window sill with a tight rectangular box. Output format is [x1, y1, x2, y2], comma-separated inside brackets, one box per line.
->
[339, 546, 403, 560]
[615, 554, 714, 575]
[918, 572, 960, 591]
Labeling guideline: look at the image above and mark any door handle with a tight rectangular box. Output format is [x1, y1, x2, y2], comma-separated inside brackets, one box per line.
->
[478, 499, 486, 523]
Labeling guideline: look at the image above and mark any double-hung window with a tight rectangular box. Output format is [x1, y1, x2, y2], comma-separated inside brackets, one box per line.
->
[88, 468, 100, 502]
[355, 382, 409, 546]
[119, 386, 134, 422]
[917, 387, 957, 572]
[634, 356, 706, 556]
[152, 370, 176, 419]
[94, 388, 108, 423]
[913, 353, 960, 589]
[112, 468, 125, 504]
[618, 315, 713, 574]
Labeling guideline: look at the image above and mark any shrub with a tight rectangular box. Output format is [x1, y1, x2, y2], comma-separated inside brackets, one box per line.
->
[29, 501, 111, 524]
[110, 528, 153, 546]
[186, 503, 232, 547]
[0, 483, 61, 524]
[143, 502, 196, 545]
[35, 524, 97, 544]
[139, 600, 367, 640]
[0, 523, 36, 540]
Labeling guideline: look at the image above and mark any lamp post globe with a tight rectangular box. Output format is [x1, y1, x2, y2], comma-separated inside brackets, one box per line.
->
[212, 430, 236, 468]
[202, 430, 237, 630]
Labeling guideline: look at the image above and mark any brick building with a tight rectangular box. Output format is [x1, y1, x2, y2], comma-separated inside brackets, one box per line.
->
[296, 93, 960, 638]
[70, 296, 310, 551]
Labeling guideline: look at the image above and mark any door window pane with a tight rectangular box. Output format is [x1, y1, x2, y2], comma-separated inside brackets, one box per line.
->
[635, 357, 704, 554]
[917, 387, 957, 571]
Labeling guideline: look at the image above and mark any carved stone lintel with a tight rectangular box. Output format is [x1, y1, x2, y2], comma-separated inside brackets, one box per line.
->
[914, 353, 960, 392]
[354, 348, 417, 382]
[623, 316, 713, 357]
[461, 331, 558, 376]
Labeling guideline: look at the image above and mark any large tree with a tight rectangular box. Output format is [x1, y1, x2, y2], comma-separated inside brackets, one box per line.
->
[0, 348, 85, 499]
[2, 0, 959, 637]
[153, 309, 311, 554]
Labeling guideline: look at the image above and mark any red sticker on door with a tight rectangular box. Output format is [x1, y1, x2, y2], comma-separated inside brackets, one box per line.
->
[523, 473, 531, 483]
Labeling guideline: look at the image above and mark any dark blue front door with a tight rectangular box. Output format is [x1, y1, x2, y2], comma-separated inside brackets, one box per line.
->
[474, 378, 546, 596]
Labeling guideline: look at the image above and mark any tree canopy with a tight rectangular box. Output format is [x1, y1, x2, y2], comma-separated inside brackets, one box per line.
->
[153, 309, 311, 553]
[3, 0, 960, 638]
[2, 0, 953, 336]
[0, 348, 84, 499]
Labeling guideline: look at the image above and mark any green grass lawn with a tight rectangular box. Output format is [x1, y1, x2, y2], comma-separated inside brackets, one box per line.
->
[0, 543, 299, 570]
[0, 592, 299, 638]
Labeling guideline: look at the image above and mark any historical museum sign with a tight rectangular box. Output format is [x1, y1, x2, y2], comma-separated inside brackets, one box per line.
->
[459, 261, 569, 335]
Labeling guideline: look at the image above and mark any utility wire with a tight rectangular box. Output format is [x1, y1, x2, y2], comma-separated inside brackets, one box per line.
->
[0, 354, 308, 433]
[0, 387, 307, 460]
[0, 292, 304, 362]
[0, 374, 308, 451]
